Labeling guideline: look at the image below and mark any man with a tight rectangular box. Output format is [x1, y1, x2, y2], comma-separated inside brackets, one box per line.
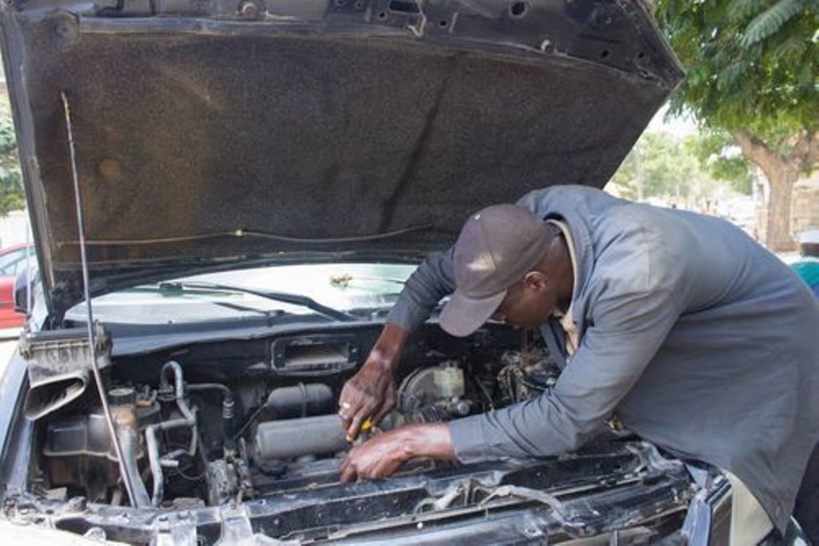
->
[792, 229, 819, 298]
[337, 185, 819, 542]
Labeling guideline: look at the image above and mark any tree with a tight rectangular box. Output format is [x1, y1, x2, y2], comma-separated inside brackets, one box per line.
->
[611, 133, 681, 201]
[611, 131, 743, 211]
[688, 129, 754, 195]
[655, 0, 818, 250]
[0, 119, 24, 216]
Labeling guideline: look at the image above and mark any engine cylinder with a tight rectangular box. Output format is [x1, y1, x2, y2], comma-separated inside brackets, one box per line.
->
[255, 414, 347, 460]
[265, 383, 333, 419]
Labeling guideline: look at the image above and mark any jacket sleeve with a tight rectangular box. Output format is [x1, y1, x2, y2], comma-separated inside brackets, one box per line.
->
[449, 225, 689, 460]
[386, 248, 456, 330]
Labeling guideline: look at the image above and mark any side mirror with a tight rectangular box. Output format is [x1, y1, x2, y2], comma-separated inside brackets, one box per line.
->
[14, 265, 38, 314]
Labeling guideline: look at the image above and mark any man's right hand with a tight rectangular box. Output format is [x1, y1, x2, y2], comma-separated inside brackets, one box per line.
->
[338, 323, 409, 441]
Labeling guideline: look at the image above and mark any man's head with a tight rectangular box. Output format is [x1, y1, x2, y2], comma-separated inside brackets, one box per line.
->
[439, 204, 572, 337]
[799, 230, 819, 258]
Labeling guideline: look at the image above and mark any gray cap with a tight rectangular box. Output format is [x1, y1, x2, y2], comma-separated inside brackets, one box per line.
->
[440, 204, 553, 337]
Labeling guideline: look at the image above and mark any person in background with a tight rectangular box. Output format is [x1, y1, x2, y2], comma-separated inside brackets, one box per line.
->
[792, 229, 819, 298]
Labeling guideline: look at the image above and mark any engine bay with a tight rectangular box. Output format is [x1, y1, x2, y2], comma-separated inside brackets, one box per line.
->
[1, 323, 704, 543]
[26, 324, 560, 509]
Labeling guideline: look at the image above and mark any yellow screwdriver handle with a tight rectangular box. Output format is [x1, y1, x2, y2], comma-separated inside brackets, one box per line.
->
[344, 417, 374, 442]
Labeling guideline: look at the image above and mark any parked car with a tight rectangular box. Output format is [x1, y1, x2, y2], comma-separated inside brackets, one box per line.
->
[0, 0, 805, 544]
[0, 243, 34, 329]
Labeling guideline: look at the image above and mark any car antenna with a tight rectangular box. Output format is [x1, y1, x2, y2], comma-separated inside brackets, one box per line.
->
[61, 91, 143, 507]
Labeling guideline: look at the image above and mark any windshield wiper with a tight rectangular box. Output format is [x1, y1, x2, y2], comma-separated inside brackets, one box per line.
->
[157, 281, 357, 322]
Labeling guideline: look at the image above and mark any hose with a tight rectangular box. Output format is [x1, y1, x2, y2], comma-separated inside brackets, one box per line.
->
[147, 361, 199, 506]
[188, 382, 236, 449]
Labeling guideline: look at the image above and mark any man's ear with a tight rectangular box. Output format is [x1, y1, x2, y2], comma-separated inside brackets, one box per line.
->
[523, 270, 548, 291]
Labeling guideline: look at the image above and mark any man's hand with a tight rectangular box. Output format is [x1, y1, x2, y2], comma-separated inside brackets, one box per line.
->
[338, 323, 409, 440]
[338, 354, 396, 440]
[340, 424, 455, 482]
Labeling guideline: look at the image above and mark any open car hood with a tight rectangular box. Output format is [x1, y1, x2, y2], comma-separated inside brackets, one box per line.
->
[0, 0, 683, 316]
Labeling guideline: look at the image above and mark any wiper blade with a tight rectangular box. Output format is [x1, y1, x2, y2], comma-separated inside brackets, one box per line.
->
[158, 281, 357, 322]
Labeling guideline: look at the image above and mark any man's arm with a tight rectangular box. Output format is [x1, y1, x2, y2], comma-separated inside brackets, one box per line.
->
[385, 248, 456, 330]
[449, 270, 686, 461]
[339, 248, 456, 439]
[340, 423, 455, 482]
[338, 323, 408, 439]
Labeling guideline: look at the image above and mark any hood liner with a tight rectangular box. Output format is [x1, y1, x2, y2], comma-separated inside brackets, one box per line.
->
[0, 0, 683, 315]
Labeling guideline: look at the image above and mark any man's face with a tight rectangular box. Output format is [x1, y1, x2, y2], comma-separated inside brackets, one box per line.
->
[491, 271, 559, 329]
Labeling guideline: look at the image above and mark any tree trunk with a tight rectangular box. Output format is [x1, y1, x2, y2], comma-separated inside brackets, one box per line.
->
[762, 164, 799, 251]
[733, 131, 807, 252]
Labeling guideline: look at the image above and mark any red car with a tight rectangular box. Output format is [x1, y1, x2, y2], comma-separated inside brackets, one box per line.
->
[0, 243, 34, 329]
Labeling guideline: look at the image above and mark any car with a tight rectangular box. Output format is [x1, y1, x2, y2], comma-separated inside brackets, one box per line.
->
[0, 243, 34, 329]
[0, 0, 807, 544]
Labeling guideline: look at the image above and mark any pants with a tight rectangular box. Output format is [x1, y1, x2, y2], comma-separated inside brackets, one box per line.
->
[795, 442, 819, 544]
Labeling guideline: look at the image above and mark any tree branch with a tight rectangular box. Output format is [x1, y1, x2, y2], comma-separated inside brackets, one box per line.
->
[732, 130, 782, 168]
[789, 130, 819, 172]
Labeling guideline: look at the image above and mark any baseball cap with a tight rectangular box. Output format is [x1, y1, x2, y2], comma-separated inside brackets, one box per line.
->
[439, 204, 553, 337]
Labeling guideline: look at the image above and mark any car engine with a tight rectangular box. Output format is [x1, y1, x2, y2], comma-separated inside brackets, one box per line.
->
[25, 324, 560, 509]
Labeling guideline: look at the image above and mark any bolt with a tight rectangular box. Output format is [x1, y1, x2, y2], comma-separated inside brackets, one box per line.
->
[239, 1, 258, 17]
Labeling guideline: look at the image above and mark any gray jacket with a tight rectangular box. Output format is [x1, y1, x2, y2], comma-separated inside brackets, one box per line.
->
[386, 185, 819, 532]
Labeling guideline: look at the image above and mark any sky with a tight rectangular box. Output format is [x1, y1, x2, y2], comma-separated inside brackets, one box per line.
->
[647, 104, 698, 136]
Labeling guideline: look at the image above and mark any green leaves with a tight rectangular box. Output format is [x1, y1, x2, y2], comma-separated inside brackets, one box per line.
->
[610, 132, 730, 201]
[0, 119, 17, 154]
[690, 129, 754, 193]
[609, 129, 755, 209]
[741, 0, 806, 46]
[655, 0, 817, 140]
[0, 119, 24, 216]
[726, 0, 772, 21]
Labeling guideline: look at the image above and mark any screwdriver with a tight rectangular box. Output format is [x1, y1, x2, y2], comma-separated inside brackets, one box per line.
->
[345, 417, 373, 442]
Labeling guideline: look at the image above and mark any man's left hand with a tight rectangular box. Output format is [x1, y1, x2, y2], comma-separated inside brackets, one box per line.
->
[340, 424, 456, 482]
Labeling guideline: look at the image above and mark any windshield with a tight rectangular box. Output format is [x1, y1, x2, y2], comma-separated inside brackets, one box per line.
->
[64, 263, 417, 325]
